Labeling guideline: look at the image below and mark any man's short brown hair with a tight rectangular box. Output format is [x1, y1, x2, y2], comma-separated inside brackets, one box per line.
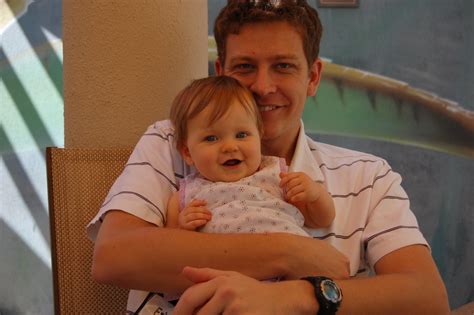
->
[170, 76, 263, 150]
[214, 0, 323, 67]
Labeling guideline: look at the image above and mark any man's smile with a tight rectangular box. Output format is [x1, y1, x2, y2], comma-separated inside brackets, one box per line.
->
[259, 105, 280, 112]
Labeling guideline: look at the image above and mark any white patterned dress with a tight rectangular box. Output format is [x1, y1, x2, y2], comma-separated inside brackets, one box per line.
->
[179, 156, 309, 237]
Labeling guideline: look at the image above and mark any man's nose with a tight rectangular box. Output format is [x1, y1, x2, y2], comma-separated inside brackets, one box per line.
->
[249, 69, 276, 97]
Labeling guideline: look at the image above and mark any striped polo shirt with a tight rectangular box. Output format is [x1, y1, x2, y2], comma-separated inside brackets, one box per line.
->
[87, 119, 427, 308]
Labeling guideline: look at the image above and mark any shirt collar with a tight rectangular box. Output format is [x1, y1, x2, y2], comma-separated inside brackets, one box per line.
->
[288, 120, 325, 183]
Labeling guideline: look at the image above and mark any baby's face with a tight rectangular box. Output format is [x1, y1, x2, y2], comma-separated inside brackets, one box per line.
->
[181, 101, 262, 182]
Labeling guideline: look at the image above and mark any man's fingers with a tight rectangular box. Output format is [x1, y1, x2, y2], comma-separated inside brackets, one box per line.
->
[176, 268, 237, 314]
[182, 266, 233, 283]
[196, 293, 227, 315]
[174, 280, 218, 315]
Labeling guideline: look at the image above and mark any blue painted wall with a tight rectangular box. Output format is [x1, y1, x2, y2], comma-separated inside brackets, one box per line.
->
[1, 0, 62, 313]
[208, 0, 474, 309]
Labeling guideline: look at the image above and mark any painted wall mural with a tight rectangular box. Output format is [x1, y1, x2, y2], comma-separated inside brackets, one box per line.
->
[1, 0, 62, 313]
[217, 0, 474, 310]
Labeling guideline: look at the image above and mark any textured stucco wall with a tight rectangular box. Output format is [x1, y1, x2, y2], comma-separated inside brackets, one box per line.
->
[63, 0, 208, 147]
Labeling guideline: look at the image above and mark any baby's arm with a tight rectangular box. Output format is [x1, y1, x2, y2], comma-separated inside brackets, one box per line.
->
[279, 172, 335, 228]
[166, 192, 212, 230]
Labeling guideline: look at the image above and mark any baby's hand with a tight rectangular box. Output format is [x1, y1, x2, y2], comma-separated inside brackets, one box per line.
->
[279, 172, 322, 206]
[179, 199, 212, 231]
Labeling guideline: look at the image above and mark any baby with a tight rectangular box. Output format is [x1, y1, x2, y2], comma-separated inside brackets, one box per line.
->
[166, 76, 335, 235]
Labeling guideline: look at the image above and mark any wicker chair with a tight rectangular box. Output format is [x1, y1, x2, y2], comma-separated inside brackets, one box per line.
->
[46, 147, 132, 314]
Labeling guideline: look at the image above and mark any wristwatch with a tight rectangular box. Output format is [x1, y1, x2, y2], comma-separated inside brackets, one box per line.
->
[301, 276, 343, 315]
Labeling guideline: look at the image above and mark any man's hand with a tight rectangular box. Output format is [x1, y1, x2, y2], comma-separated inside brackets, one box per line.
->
[283, 236, 350, 280]
[174, 267, 318, 315]
[179, 199, 212, 230]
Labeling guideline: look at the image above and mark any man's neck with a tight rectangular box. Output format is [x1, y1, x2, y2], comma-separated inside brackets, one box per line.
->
[262, 137, 298, 166]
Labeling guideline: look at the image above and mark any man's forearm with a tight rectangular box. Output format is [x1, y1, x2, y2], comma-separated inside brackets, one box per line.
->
[175, 252, 449, 315]
[330, 245, 449, 314]
[287, 270, 449, 315]
[92, 211, 292, 294]
[335, 271, 449, 315]
[282, 262, 448, 314]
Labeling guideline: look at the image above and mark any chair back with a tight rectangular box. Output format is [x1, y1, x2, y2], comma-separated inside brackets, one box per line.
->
[46, 147, 132, 314]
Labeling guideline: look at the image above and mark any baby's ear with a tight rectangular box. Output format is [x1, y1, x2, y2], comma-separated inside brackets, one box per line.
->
[179, 145, 194, 166]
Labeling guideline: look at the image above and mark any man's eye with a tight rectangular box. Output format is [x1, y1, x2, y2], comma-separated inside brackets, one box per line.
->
[234, 64, 254, 72]
[204, 135, 218, 142]
[236, 131, 248, 139]
[276, 63, 294, 71]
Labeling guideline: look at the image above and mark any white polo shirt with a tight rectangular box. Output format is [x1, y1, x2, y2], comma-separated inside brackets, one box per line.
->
[87, 119, 427, 312]
[289, 122, 427, 274]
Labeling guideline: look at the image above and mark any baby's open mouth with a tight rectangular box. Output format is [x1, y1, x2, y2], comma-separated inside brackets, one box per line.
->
[223, 159, 241, 166]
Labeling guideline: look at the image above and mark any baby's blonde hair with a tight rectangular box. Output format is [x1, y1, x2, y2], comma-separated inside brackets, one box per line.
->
[170, 76, 263, 150]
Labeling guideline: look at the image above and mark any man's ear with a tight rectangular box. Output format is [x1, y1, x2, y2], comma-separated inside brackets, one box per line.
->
[307, 58, 323, 97]
[215, 58, 224, 75]
[179, 145, 194, 166]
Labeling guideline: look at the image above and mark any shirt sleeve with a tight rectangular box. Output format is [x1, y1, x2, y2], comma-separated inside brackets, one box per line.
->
[86, 120, 180, 241]
[362, 159, 429, 268]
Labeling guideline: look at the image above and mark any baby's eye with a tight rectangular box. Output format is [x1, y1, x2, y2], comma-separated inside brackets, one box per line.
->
[236, 131, 248, 139]
[204, 135, 218, 142]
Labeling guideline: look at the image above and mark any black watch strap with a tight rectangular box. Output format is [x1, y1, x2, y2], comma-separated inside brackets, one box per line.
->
[301, 276, 343, 315]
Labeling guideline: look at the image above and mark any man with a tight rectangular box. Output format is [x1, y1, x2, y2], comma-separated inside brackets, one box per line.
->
[89, 1, 449, 314]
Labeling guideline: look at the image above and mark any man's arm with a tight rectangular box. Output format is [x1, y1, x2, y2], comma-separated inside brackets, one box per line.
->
[335, 245, 449, 314]
[165, 192, 180, 228]
[91, 210, 350, 295]
[175, 245, 450, 314]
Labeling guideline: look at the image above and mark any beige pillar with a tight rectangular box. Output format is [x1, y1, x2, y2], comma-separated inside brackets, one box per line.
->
[63, 1, 208, 147]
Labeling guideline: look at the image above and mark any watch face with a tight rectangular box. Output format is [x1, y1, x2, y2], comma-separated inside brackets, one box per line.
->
[321, 279, 342, 303]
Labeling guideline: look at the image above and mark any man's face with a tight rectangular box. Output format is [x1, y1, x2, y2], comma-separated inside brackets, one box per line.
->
[216, 21, 322, 157]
